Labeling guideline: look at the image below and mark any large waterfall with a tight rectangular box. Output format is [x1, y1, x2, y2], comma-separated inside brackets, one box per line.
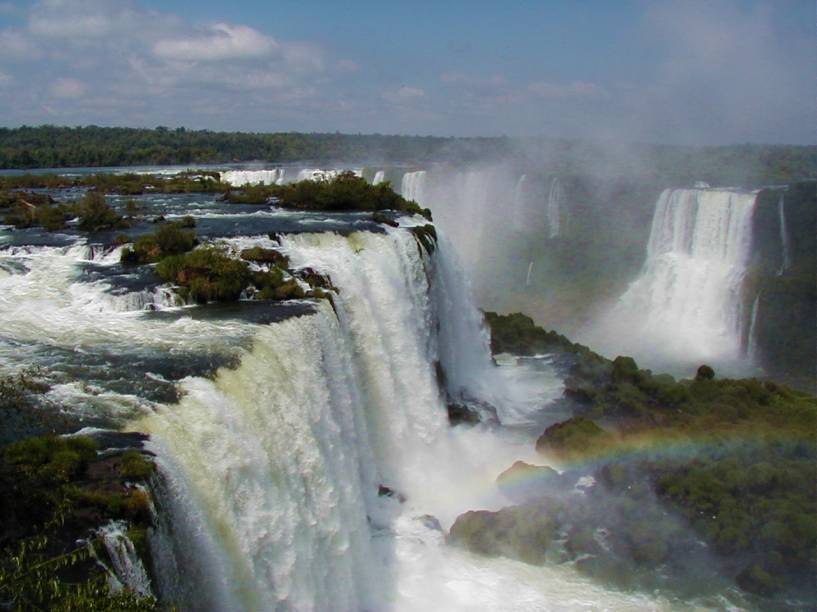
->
[546, 177, 562, 239]
[400, 170, 427, 203]
[221, 169, 286, 186]
[777, 192, 791, 275]
[124, 225, 650, 610]
[584, 188, 758, 372]
[0, 177, 677, 611]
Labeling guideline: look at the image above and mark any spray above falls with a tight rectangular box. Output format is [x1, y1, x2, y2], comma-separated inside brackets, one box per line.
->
[585, 187, 758, 372]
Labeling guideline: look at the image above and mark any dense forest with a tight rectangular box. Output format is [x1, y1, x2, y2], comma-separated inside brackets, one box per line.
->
[1, 126, 815, 187]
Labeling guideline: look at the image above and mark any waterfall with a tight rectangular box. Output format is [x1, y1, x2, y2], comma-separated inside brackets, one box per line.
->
[746, 294, 760, 360]
[2, 212, 672, 610]
[430, 230, 506, 413]
[221, 169, 285, 186]
[777, 192, 791, 275]
[526, 261, 534, 287]
[372, 170, 386, 185]
[142, 305, 381, 610]
[546, 177, 562, 239]
[400, 170, 427, 203]
[587, 188, 758, 369]
[511, 174, 527, 232]
[97, 521, 153, 597]
[139, 227, 502, 609]
[295, 169, 362, 182]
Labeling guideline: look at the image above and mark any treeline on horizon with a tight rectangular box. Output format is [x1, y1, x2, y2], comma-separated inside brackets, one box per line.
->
[0, 125, 815, 186]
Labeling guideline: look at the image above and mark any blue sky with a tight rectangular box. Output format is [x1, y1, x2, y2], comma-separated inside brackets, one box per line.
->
[0, 0, 812, 144]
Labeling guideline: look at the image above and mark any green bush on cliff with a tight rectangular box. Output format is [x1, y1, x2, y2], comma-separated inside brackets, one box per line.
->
[156, 247, 251, 303]
[121, 221, 197, 264]
[224, 171, 432, 218]
[483, 310, 817, 600]
[535, 416, 612, 459]
[77, 191, 127, 231]
[0, 435, 158, 610]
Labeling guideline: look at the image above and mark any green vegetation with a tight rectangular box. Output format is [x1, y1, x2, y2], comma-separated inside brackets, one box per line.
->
[0, 191, 74, 231]
[239, 246, 289, 267]
[0, 126, 814, 187]
[0, 126, 472, 168]
[477, 312, 817, 601]
[0, 171, 226, 195]
[121, 220, 198, 265]
[224, 171, 432, 217]
[0, 435, 158, 610]
[484, 311, 590, 356]
[156, 247, 252, 303]
[534, 416, 611, 460]
[77, 191, 128, 232]
[408, 223, 437, 251]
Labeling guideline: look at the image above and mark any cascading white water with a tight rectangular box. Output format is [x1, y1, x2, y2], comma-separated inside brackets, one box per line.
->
[400, 170, 427, 203]
[584, 188, 758, 370]
[134, 226, 667, 610]
[546, 177, 562, 239]
[511, 174, 527, 232]
[97, 521, 153, 597]
[526, 261, 534, 287]
[221, 169, 286, 186]
[141, 305, 381, 611]
[295, 169, 362, 182]
[427, 229, 507, 413]
[777, 192, 791, 275]
[373, 170, 386, 185]
[746, 294, 760, 360]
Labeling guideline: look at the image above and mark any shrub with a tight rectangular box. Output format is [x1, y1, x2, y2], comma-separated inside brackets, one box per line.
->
[77, 191, 125, 231]
[119, 451, 154, 480]
[156, 247, 251, 303]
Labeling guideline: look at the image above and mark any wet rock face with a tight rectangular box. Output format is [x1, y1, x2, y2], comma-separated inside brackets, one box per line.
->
[446, 402, 481, 426]
[448, 505, 559, 566]
[496, 461, 562, 503]
[534, 416, 610, 460]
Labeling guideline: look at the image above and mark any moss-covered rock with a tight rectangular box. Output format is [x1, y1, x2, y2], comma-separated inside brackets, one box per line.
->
[120, 221, 197, 265]
[535, 417, 612, 460]
[448, 505, 560, 565]
[156, 247, 251, 303]
[0, 433, 158, 609]
[409, 224, 437, 254]
[239, 246, 289, 268]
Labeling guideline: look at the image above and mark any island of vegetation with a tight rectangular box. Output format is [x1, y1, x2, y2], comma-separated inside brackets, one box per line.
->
[451, 312, 817, 606]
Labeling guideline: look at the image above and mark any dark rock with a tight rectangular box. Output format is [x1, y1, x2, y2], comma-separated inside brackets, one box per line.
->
[496, 461, 561, 503]
[416, 514, 443, 532]
[535, 416, 611, 459]
[372, 211, 399, 227]
[736, 563, 782, 597]
[447, 402, 481, 426]
[448, 505, 559, 565]
[378, 484, 406, 503]
[239, 246, 289, 267]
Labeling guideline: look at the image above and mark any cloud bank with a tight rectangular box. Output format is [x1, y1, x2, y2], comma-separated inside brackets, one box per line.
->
[0, 0, 810, 143]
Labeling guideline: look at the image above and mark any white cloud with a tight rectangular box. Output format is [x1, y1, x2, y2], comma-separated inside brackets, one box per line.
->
[528, 80, 608, 99]
[384, 86, 425, 103]
[0, 28, 39, 60]
[440, 72, 505, 88]
[27, 0, 136, 39]
[0, 71, 12, 86]
[50, 77, 86, 98]
[336, 59, 359, 73]
[154, 23, 277, 62]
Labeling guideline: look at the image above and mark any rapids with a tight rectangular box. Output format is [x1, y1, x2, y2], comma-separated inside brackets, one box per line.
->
[0, 175, 733, 611]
